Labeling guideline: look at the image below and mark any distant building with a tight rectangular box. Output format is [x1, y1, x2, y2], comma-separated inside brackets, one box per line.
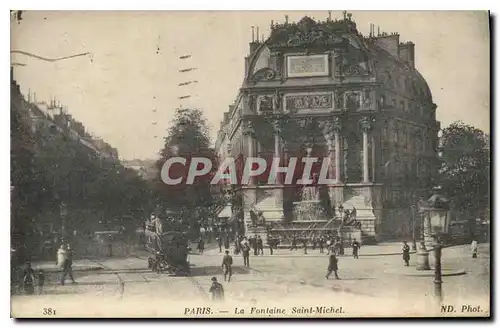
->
[10, 68, 120, 161]
[122, 159, 158, 180]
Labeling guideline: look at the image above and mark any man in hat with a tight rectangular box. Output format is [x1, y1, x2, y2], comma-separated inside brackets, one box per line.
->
[325, 254, 340, 280]
[318, 236, 325, 253]
[352, 238, 361, 259]
[221, 250, 233, 282]
[107, 234, 113, 257]
[209, 277, 224, 301]
[58, 244, 76, 285]
[22, 261, 36, 295]
[216, 236, 223, 253]
[256, 236, 264, 255]
[290, 234, 298, 251]
[402, 241, 411, 266]
[197, 238, 205, 254]
[241, 237, 251, 267]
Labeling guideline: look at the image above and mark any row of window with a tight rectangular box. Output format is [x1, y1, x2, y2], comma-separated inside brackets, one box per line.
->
[386, 70, 429, 101]
[380, 95, 428, 117]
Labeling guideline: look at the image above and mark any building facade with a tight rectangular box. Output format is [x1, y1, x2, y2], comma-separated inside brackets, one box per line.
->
[214, 14, 439, 243]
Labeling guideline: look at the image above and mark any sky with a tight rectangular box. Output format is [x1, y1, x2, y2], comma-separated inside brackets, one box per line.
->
[10, 11, 490, 161]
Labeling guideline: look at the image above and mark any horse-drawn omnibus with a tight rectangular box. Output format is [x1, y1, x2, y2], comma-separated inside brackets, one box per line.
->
[144, 214, 190, 275]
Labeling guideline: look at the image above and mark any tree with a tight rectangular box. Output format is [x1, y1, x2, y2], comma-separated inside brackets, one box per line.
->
[155, 108, 218, 237]
[11, 94, 39, 255]
[438, 121, 490, 224]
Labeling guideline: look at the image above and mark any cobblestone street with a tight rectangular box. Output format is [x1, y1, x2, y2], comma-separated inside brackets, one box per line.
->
[11, 243, 490, 317]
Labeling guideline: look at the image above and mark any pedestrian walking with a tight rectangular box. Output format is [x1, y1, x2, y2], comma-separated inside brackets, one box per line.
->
[223, 235, 230, 250]
[319, 237, 325, 253]
[209, 277, 224, 301]
[402, 241, 410, 266]
[107, 234, 113, 257]
[257, 236, 264, 255]
[290, 235, 298, 251]
[312, 236, 317, 251]
[252, 235, 259, 256]
[198, 238, 205, 254]
[241, 238, 250, 267]
[352, 238, 361, 259]
[58, 244, 76, 285]
[267, 237, 274, 255]
[302, 238, 308, 255]
[22, 262, 35, 295]
[217, 236, 223, 253]
[471, 239, 478, 259]
[37, 270, 45, 294]
[221, 250, 233, 282]
[334, 237, 342, 256]
[325, 254, 340, 280]
[234, 237, 240, 255]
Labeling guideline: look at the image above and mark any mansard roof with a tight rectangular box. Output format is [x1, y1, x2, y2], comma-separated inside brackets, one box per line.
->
[244, 15, 433, 103]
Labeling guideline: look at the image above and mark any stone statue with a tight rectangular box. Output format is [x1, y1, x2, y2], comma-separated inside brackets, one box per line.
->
[247, 94, 255, 113]
[273, 89, 282, 111]
[260, 95, 273, 112]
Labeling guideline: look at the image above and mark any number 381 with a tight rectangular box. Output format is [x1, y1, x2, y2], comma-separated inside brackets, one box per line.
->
[43, 308, 56, 315]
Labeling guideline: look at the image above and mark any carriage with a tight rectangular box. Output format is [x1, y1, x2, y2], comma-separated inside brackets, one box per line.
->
[144, 215, 190, 276]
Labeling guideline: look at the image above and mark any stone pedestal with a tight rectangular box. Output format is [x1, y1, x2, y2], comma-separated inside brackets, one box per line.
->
[341, 184, 381, 244]
[242, 186, 284, 236]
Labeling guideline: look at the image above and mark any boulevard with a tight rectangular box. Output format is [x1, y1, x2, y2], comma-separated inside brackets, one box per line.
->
[11, 243, 490, 317]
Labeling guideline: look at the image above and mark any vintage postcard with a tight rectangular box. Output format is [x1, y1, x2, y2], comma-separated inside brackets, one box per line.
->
[10, 10, 490, 318]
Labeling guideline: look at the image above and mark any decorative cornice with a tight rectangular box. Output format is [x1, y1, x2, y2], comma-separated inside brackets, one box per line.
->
[268, 16, 356, 51]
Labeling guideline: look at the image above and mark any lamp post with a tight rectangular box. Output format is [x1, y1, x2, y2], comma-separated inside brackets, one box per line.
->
[421, 193, 450, 303]
[433, 235, 443, 303]
[411, 205, 417, 251]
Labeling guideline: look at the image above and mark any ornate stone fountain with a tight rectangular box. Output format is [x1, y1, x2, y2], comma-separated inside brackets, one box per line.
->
[292, 147, 328, 222]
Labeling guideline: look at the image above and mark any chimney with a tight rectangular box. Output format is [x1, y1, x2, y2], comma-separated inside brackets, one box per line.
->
[399, 42, 415, 68]
[373, 33, 400, 58]
[249, 41, 260, 54]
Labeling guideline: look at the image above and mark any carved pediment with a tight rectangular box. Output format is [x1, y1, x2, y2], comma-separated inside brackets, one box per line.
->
[268, 16, 348, 50]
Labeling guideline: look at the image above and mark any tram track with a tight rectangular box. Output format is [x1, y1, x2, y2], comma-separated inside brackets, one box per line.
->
[86, 257, 153, 300]
[86, 258, 126, 299]
[132, 253, 209, 299]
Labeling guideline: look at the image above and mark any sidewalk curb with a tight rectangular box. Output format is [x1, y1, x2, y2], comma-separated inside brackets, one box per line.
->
[32, 265, 103, 273]
[386, 268, 467, 277]
[198, 244, 461, 258]
[193, 251, 418, 258]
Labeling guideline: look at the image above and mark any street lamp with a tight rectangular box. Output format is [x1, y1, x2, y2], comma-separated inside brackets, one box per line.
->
[420, 194, 451, 303]
[410, 205, 417, 251]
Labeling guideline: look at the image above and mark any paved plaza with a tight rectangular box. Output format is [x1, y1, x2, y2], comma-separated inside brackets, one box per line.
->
[11, 243, 490, 317]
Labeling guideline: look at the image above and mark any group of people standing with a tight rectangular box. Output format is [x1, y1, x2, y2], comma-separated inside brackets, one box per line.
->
[15, 243, 76, 295]
[288, 234, 362, 258]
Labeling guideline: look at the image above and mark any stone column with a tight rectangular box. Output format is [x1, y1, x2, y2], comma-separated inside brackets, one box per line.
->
[243, 121, 256, 186]
[371, 135, 376, 183]
[360, 117, 372, 184]
[271, 118, 284, 205]
[274, 134, 282, 184]
[332, 117, 342, 183]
